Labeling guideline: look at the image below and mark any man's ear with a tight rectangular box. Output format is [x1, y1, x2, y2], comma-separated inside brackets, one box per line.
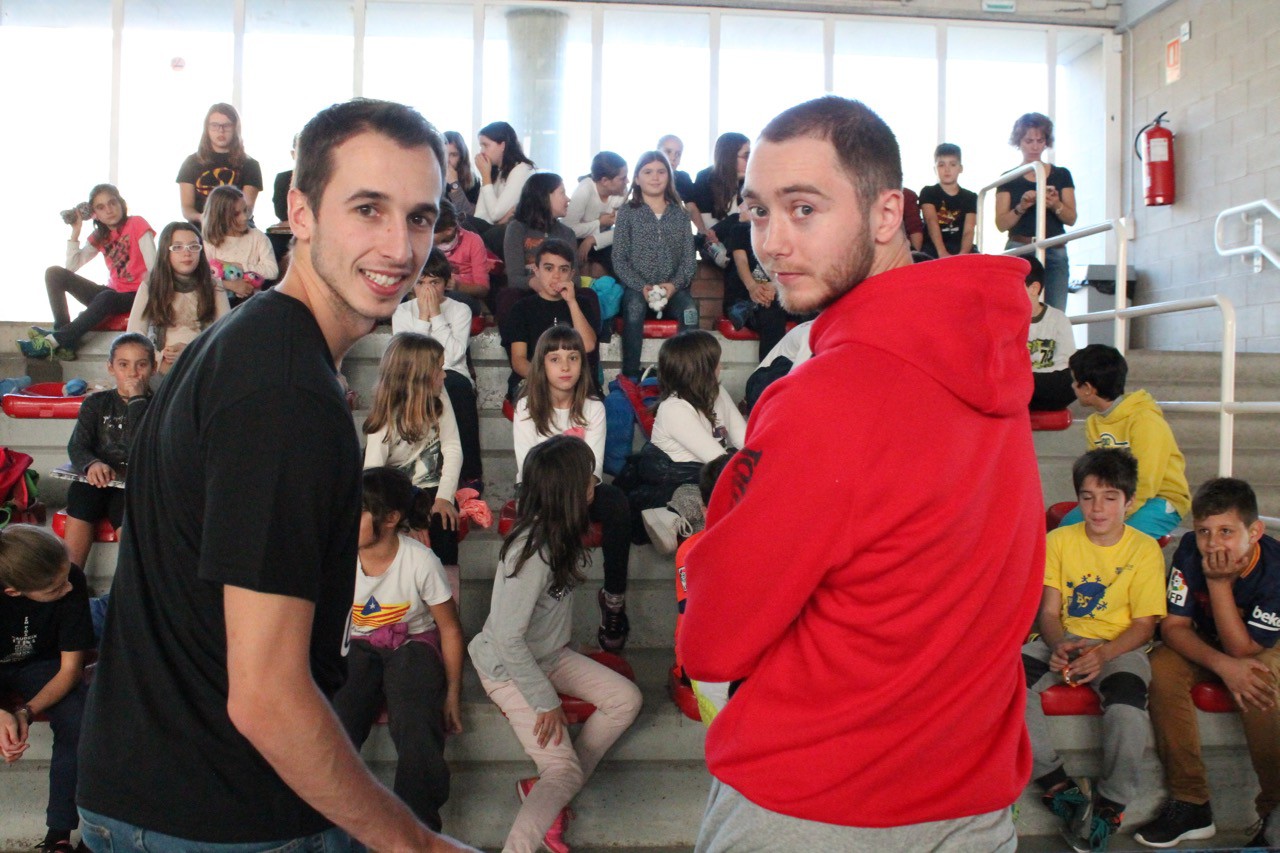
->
[288, 187, 314, 242]
[871, 189, 904, 245]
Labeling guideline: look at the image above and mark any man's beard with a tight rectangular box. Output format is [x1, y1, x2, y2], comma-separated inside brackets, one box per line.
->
[774, 231, 875, 315]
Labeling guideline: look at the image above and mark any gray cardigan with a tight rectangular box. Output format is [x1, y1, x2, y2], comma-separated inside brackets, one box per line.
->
[611, 201, 697, 293]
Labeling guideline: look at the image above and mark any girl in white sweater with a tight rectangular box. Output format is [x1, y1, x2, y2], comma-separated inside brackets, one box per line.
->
[203, 185, 278, 305]
[652, 330, 747, 464]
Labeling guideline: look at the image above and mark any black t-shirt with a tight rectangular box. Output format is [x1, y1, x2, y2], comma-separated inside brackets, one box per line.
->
[0, 567, 93, 667]
[500, 290, 602, 384]
[689, 166, 738, 220]
[918, 184, 978, 257]
[1001, 165, 1075, 239]
[720, 217, 758, 312]
[272, 169, 293, 223]
[673, 170, 696, 203]
[176, 152, 266, 215]
[77, 290, 362, 843]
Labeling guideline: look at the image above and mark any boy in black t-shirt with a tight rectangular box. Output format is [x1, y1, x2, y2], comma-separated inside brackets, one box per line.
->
[721, 213, 807, 359]
[919, 143, 978, 258]
[0, 525, 94, 853]
[499, 238, 601, 400]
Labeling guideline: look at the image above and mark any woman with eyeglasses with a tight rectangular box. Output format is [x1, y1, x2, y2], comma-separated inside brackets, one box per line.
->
[21, 184, 155, 361]
[127, 222, 229, 376]
[177, 103, 264, 228]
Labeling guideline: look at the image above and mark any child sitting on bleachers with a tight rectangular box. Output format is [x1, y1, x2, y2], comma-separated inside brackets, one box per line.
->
[126, 222, 228, 375]
[202, 185, 278, 305]
[1023, 449, 1166, 852]
[0, 524, 94, 853]
[363, 333, 462, 570]
[918, 143, 977, 258]
[1134, 477, 1280, 849]
[1061, 344, 1191, 538]
[636, 331, 745, 553]
[721, 203, 808, 360]
[434, 200, 495, 301]
[1025, 256, 1076, 411]
[331, 467, 463, 833]
[499, 239, 600, 402]
[392, 250, 482, 490]
[62, 332, 154, 571]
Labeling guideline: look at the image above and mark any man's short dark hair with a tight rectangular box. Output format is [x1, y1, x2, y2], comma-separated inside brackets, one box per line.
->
[1191, 477, 1259, 525]
[759, 96, 901, 212]
[421, 248, 452, 283]
[110, 331, 156, 363]
[294, 99, 445, 214]
[534, 238, 576, 268]
[934, 143, 962, 161]
[1072, 449, 1138, 501]
[1024, 256, 1045, 288]
[361, 467, 414, 531]
[1068, 344, 1127, 400]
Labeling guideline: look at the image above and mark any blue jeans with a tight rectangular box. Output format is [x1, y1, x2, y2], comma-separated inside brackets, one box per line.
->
[1060, 497, 1182, 539]
[1006, 241, 1069, 312]
[0, 658, 85, 831]
[78, 809, 365, 853]
[620, 287, 698, 378]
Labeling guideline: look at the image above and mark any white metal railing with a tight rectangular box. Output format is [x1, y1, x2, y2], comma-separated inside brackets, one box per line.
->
[975, 161, 1047, 264]
[1214, 198, 1280, 274]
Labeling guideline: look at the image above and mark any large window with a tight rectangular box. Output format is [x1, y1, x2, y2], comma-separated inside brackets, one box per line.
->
[242, 0, 354, 223]
[365, 2, 474, 141]
[118, 0, 235, 228]
[718, 15, 825, 144]
[834, 20, 939, 194]
[0, 1, 114, 322]
[600, 9, 710, 176]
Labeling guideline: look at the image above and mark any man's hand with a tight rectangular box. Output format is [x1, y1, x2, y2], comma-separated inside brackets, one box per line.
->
[1203, 547, 1250, 584]
[431, 498, 459, 531]
[1218, 656, 1278, 712]
[86, 461, 116, 488]
[533, 706, 567, 748]
[1061, 641, 1107, 685]
[1049, 638, 1100, 680]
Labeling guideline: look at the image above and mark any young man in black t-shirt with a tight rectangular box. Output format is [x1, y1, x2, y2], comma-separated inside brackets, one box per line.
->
[0, 525, 94, 853]
[499, 238, 601, 400]
[77, 100, 477, 853]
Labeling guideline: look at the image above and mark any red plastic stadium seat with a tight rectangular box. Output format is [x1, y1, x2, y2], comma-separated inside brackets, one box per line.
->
[1030, 409, 1073, 431]
[1041, 684, 1102, 716]
[612, 317, 679, 339]
[1191, 681, 1236, 713]
[498, 498, 602, 547]
[714, 317, 758, 341]
[559, 652, 636, 723]
[1046, 501, 1077, 532]
[94, 313, 130, 332]
[2, 382, 87, 419]
[502, 398, 515, 422]
[469, 315, 486, 337]
[52, 509, 117, 543]
[668, 663, 701, 722]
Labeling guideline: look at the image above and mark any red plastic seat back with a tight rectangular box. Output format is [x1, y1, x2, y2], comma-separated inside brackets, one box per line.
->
[612, 317, 679, 339]
[2, 382, 87, 419]
[668, 663, 701, 722]
[1040, 684, 1102, 716]
[502, 398, 515, 422]
[1191, 681, 1235, 713]
[1046, 501, 1078, 533]
[52, 509, 118, 543]
[714, 317, 758, 341]
[94, 313, 130, 332]
[1030, 409, 1073, 431]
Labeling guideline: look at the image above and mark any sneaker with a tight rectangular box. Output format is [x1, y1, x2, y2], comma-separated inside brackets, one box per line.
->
[642, 507, 684, 555]
[666, 484, 706, 536]
[53, 347, 78, 362]
[1041, 778, 1092, 831]
[38, 830, 87, 853]
[1134, 799, 1215, 848]
[726, 300, 755, 331]
[1070, 798, 1123, 853]
[597, 588, 629, 652]
[706, 241, 729, 269]
[18, 337, 53, 359]
[517, 777, 572, 853]
[28, 326, 55, 340]
[1246, 812, 1272, 849]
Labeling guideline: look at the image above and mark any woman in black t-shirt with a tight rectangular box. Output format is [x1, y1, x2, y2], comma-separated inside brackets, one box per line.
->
[687, 132, 750, 267]
[995, 112, 1077, 311]
[176, 103, 264, 227]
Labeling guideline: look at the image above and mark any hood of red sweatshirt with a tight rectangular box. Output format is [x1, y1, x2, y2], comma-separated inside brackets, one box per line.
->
[809, 253, 1033, 417]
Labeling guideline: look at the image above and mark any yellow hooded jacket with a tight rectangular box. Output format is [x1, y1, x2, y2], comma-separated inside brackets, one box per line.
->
[1085, 389, 1191, 518]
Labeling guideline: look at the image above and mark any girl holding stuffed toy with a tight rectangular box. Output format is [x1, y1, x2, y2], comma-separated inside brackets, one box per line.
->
[513, 325, 632, 651]
[126, 221, 228, 375]
[202, 184, 277, 306]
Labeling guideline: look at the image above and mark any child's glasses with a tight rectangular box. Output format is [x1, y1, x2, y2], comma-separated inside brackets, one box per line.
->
[169, 243, 203, 254]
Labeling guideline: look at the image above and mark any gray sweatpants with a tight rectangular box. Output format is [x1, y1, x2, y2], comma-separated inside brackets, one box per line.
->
[695, 780, 1017, 852]
[1023, 635, 1152, 805]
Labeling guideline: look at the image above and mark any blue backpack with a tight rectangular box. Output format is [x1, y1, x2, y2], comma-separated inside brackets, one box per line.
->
[591, 275, 624, 322]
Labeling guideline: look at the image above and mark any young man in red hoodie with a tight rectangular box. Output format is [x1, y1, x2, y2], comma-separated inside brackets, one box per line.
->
[680, 96, 1044, 850]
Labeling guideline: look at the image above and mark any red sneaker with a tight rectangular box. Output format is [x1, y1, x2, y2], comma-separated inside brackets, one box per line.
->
[516, 777, 573, 853]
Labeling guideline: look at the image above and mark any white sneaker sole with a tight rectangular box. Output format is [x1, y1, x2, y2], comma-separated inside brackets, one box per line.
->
[641, 508, 678, 554]
[1133, 823, 1216, 848]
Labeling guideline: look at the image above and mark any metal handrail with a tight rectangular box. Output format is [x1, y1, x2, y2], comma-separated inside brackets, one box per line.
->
[1214, 198, 1280, 273]
[975, 161, 1046, 264]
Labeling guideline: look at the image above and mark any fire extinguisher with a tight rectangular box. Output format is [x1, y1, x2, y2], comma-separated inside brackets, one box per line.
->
[1135, 111, 1175, 206]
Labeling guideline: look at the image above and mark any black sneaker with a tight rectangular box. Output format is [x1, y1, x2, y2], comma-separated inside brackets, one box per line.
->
[1042, 778, 1093, 833]
[1246, 812, 1272, 849]
[1134, 799, 1215, 848]
[597, 588, 629, 652]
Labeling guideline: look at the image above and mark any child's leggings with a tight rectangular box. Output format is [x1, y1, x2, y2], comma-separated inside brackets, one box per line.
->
[1022, 635, 1151, 805]
[479, 648, 642, 853]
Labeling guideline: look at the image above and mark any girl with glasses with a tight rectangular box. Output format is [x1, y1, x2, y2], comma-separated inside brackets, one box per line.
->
[177, 103, 263, 228]
[126, 222, 228, 376]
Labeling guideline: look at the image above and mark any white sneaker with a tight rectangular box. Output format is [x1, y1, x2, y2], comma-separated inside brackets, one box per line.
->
[642, 507, 681, 555]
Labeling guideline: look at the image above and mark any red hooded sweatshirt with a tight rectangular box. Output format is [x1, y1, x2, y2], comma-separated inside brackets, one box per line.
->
[680, 253, 1044, 827]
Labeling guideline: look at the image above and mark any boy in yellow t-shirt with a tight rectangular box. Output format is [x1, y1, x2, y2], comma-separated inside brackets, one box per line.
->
[1023, 449, 1168, 852]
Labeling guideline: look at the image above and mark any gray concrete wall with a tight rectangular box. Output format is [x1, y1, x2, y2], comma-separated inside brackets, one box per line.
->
[1125, 0, 1280, 352]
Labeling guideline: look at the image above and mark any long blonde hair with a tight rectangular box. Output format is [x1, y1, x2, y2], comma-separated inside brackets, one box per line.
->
[363, 333, 445, 444]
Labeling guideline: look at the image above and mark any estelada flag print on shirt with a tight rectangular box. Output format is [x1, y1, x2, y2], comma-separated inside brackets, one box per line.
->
[353, 596, 411, 630]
